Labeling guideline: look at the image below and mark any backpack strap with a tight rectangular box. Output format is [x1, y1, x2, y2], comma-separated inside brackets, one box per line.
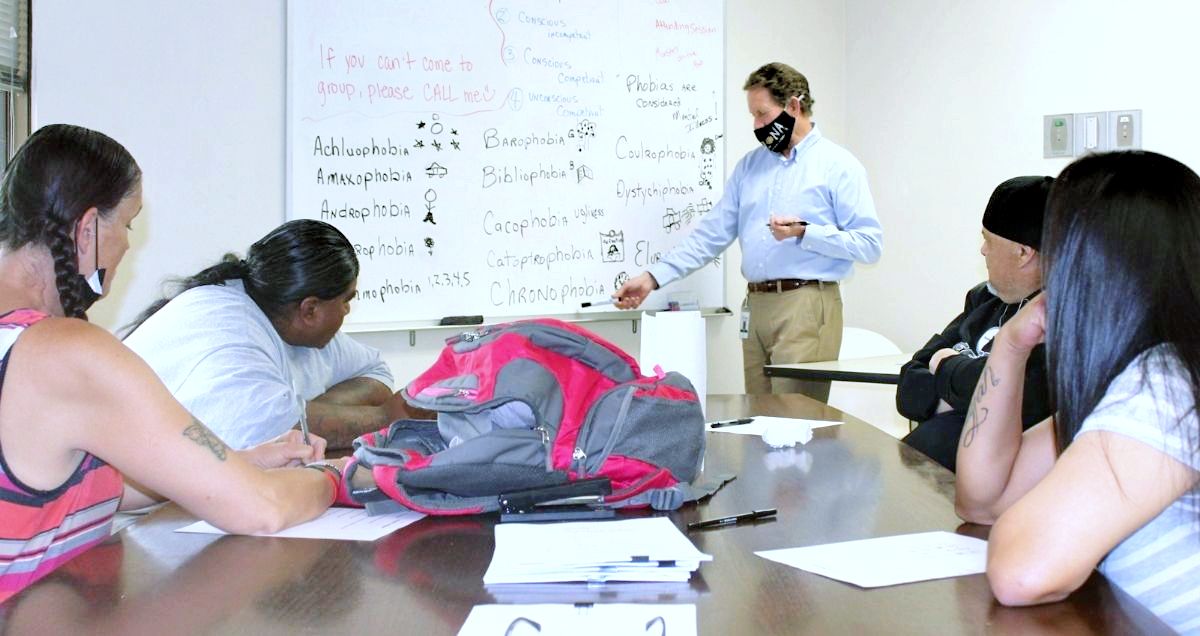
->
[614, 473, 737, 510]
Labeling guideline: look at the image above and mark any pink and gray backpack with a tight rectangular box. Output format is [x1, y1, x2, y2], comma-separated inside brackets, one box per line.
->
[344, 318, 706, 515]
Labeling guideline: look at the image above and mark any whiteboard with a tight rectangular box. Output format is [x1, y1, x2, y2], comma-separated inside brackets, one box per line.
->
[287, 0, 725, 327]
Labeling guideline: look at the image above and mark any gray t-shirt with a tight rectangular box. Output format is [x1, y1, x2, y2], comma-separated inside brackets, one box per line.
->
[124, 281, 393, 449]
[1078, 345, 1200, 634]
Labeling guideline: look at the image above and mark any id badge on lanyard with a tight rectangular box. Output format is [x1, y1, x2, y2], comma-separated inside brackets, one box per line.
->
[740, 296, 750, 339]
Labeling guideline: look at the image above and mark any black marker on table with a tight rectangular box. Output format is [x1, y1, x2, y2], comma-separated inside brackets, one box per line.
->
[687, 508, 778, 531]
[709, 417, 754, 429]
[765, 221, 809, 227]
[580, 298, 617, 308]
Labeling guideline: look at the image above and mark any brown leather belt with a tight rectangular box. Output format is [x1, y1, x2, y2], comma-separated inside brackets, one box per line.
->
[746, 279, 834, 293]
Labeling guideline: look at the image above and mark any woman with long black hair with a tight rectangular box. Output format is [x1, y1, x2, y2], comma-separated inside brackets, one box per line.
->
[955, 150, 1200, 632]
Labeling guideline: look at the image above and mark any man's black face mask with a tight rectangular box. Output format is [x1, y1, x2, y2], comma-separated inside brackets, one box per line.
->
[754, 108, 795, 153]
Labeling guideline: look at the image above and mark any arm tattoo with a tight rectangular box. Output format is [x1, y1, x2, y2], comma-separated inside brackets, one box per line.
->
[182, 419, 228, 461]
[961, 366, 1001, 448]
[310, 413, 364, 450]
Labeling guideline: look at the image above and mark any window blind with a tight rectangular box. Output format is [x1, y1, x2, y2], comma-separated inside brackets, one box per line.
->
[0, 0, 28, 92]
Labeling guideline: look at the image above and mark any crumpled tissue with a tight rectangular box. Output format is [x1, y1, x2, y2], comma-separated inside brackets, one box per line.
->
[761, 420, 814, 449]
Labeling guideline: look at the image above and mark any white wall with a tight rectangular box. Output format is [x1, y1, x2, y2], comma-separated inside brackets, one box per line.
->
[31, 0, 845, 394]
[36, 0, 1200, 392]
[844, 0, 1200, 351]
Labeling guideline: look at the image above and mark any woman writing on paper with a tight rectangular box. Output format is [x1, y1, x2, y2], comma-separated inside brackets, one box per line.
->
[955, 150, 1200, 632]
[0, 125, 348, 599]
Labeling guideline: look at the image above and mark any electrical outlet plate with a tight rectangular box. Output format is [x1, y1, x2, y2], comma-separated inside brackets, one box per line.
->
[1043, 114, 1073, 158]
[1109, 109, 1142, 149]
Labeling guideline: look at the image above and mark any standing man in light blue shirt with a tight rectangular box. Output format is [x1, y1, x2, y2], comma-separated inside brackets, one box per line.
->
[615, 62, 883, 398]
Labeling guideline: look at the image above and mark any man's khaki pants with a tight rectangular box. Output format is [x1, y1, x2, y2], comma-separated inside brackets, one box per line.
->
[742, 282, 843, 401]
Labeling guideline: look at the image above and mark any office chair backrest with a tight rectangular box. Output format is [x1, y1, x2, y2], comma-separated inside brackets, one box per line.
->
[840, 326, 902, 359]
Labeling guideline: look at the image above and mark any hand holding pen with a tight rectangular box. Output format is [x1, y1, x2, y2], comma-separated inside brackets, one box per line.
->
[292, 382, 311, 446]
[767, 214, 808, 240]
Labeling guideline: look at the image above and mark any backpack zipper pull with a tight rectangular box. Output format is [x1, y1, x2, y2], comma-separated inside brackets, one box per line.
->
[459, 326, 490, 343]
[572, 447, 588, 477]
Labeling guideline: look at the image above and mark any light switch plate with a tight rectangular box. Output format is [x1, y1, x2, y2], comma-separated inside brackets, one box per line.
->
[1043, 114, 1073, 158]
[1073, 111, 1110, 156]
[1108, 109, 1142, 149]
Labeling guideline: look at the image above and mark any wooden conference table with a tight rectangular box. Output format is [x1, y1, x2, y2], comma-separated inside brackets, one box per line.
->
[765, 353, 910, 385]
[0, 395, 1169, 635]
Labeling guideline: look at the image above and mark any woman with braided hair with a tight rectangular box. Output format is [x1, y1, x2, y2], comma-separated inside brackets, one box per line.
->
[0, 124, 348, 599]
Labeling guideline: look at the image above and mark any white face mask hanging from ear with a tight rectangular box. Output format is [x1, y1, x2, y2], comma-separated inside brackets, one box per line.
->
[77, 214, 107, 307]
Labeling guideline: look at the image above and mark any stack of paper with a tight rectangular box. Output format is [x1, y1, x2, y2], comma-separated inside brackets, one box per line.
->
[483, 517, 711, 584]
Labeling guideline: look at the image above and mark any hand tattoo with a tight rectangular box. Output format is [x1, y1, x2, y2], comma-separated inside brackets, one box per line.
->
[182, 419, 228, 460]
[962, 366, 1001, 448]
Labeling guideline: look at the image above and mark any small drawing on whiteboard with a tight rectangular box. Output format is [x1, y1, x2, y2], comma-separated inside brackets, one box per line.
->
[600, 230, 625, 263]
[426, 162, 448, 178]
[662, 208, 682, 233]
[699, 156, 713, 190]
[424, 237, 435, 255]
[570, 162, 594, 183]
[614, 271, 630, 291]
[568, 119, 597, 152]
[424, 192, 437, 223]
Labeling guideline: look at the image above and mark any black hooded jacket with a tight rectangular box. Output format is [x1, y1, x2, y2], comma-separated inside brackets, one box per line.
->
[896, 282, 1051, 429]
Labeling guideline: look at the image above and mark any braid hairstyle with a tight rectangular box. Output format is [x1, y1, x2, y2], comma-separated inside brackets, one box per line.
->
[44, 219, 90, 319]
[0, 124, 141, 319]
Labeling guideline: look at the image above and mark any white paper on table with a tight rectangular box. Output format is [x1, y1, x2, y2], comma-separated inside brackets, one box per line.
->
[484, 517, 711, 585]
[755, 531, 987, 588]
[175, 507, 424, 541]
[458, 603, 697, 636]
[706, 415, 839, 436]
[639, 310, 706, 416]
